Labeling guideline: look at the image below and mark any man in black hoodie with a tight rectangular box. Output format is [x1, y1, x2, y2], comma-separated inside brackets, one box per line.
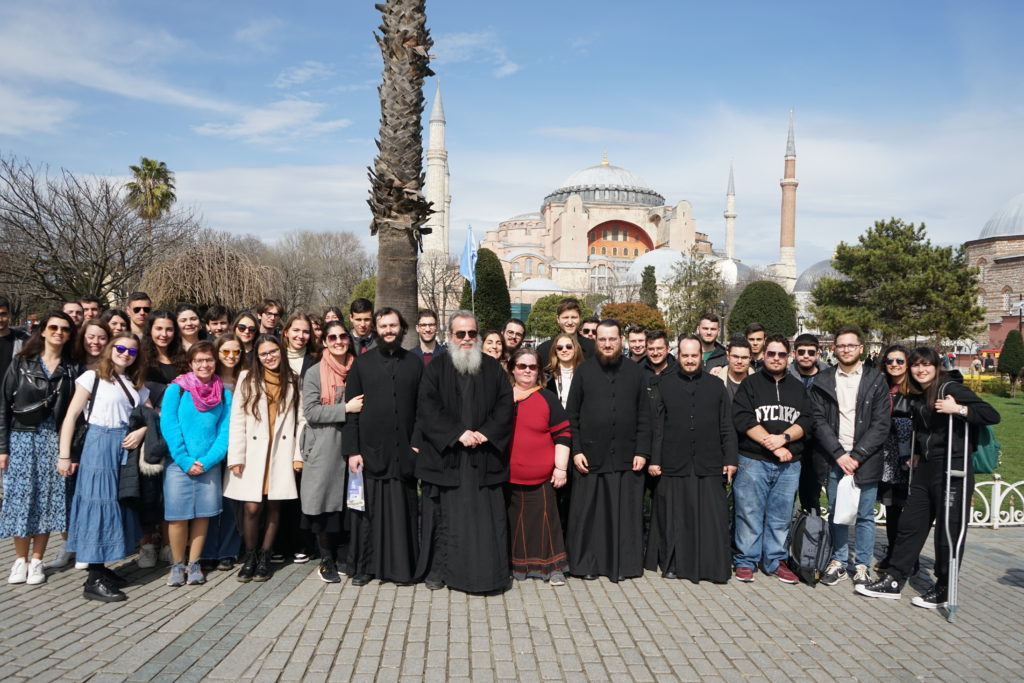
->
[731, 334, 815, 584]
[697, 313, 727, 374]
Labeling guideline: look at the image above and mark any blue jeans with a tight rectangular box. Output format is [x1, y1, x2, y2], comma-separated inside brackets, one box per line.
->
[732, 455, 801, 573]
[825, 464, 879, 566]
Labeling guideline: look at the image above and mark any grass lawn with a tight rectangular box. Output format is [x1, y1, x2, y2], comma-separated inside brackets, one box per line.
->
[978, 393, 1023, 484]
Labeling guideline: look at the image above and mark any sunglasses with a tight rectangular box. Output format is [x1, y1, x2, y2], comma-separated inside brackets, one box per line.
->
[514, 363, 539, 371]
[764, 350, 788, 359]
[219, 349, 241, 358]
[795, 349, 817, 356]
[235, 324, 257, 334]
[454, 330, 479, 340]
[113, 344, 139, 357]
[132, 306, 151, 314]
[885, 357, 906, 366]
[46, 323, 72, 335]
[556, 344, 574, 351]
[326, 333, 350, 343]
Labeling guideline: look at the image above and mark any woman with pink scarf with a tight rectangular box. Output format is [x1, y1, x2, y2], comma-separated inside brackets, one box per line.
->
[159, 341, 232, 587]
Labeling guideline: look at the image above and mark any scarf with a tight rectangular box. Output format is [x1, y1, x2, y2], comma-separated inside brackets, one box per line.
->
[172, 372, 224, 412]
[286, 347, 306, 375]
[319, 351, 353, 405]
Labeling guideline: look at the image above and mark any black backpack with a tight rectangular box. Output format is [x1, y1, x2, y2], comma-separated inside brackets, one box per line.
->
[788, 509, 832, 586]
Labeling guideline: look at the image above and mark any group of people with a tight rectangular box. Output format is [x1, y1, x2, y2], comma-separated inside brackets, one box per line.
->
[0, 293, 999, 612]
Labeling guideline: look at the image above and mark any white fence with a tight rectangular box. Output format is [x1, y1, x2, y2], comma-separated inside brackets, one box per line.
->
[873, 475, 1024, 529]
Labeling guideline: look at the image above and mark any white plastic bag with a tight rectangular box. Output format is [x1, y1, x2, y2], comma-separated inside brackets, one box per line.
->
[833, 474, 860, 525]
[347, 468, 365, 512]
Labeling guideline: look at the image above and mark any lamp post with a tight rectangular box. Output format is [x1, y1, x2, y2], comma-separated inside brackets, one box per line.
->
[798, 315, 805, 334]
[718, 299, 728, 342]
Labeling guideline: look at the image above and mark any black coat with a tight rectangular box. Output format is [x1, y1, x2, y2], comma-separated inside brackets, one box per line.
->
[652, 368, 738, 476]
[414, 353, 514, 487]
[912, 380, 1000, 468]
[0, 355, 81, 452]
[565, 356, 652, 473]
[810, 364, 892, 485]
[342, 347, 423, 480]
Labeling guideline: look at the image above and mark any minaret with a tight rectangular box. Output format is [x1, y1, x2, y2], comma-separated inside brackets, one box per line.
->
[723, 161, 736, 260]
[422, 81, 450, 256]
[773, 110, 799, 290]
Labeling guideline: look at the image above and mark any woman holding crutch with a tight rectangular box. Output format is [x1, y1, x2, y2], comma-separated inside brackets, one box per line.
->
[856, 347, 999, 613]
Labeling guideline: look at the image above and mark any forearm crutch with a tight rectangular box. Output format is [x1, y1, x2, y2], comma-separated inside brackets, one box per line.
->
[943, 414, 969, 623]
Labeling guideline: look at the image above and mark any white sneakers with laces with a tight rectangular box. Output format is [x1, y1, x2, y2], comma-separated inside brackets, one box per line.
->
[26, 558, 46, 585]
[8, 557, 28, 584]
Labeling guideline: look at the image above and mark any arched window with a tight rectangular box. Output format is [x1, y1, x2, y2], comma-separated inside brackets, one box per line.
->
[590, 246, 596, 255]
[612, 247, 618, 256]
[601, 247, 606, 255]
[538, 263, 545, 274]
[603, 229, 609, 240]
[512, 262, 521, 274]
[633, 248, 639, 256]
[526, 259, 533, 274]
[612, 226, 619, 241]
[1003, 289, 1013, 313]
[976, 258, 988, 281]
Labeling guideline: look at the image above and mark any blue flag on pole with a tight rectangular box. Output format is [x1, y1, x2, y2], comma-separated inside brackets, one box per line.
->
[459, 225, 479, 293]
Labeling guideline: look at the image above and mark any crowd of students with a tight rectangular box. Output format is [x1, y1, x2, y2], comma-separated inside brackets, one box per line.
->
[0, 293, 999, 613]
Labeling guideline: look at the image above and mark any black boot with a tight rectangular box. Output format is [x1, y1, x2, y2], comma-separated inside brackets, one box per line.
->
[83, 575, 127, 602]
[236, 549, 257, 583]
[253, 549, 271, 582]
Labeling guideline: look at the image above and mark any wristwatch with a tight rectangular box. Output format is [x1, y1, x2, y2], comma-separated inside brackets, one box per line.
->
[783, 433, 791, 442]
[958, 406, 968, 417]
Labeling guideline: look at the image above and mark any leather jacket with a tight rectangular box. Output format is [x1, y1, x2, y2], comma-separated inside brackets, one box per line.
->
[0, 355, 82, 452]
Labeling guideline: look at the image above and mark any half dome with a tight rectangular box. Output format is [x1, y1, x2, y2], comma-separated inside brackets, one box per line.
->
[979, 192, 1024, 239]
[795, 259, 843, 293]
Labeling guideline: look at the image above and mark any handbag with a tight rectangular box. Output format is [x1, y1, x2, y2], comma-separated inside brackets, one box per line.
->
[70, 374, 100, 463]
[833, 473, 860, 525]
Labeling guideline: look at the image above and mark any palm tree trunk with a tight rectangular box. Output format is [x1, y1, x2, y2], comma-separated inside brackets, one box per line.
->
[369, 0, 434, 319]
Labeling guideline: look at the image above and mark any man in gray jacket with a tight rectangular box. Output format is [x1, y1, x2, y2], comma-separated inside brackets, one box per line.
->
[810, 326, 891, 586]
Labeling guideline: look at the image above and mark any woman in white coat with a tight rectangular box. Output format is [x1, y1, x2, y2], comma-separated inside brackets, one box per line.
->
[223, 334, 305, 583]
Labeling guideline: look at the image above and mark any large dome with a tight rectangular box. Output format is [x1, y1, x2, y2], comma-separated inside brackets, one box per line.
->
[979, 192, 1024, 239]
[544, 160, 665, 208]
[795, 259, 843, 293]
[624, 248, 684, 281]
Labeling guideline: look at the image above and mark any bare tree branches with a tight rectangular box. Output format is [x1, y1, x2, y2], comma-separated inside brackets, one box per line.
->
[261, 230, 375, 314]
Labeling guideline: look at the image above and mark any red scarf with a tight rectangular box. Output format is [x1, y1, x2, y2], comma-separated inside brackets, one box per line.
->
[319, 352, 353, 405]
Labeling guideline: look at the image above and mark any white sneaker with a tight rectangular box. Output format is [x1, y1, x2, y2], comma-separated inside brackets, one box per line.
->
[44, 546, 74, 570]
[137, 544, 158, 568]
[26, 558, 46, 585]
[75, 561, 89, 570]
[8, 557, 28, 584]
[159, 545, 173, 564]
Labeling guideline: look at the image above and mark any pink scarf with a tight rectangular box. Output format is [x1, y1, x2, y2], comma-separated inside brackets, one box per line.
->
[173, 372, 225, 412]
[320, 352, 354, 405]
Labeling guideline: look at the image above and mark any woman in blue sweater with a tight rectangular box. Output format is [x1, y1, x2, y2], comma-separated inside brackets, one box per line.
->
[160, 341, 232, 587]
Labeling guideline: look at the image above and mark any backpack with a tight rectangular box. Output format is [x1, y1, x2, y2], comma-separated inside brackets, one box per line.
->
[788, 509, 832, 586]
[970, 424, 1001, 474]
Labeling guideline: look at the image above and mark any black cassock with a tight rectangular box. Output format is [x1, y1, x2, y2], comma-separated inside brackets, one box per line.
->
[414, 353, 514, 593]
[565, 356, 652, 580]
[644, 368, 737, 583]
[342, 347, 423, 583]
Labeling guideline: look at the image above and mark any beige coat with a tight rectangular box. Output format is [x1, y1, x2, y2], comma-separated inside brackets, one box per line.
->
[223, 370, 306, 502]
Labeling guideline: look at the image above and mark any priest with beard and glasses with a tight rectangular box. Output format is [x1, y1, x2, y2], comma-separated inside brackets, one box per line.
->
[414, 311, 514, 594]
[342, 307, 423, 586]
[565, 318, 652, 582]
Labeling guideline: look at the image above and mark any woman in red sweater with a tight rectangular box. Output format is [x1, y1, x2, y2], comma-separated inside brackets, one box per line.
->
[506, 348, 572, 586]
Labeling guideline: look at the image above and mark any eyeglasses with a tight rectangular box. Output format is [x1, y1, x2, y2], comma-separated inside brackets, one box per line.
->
[835, 344, 862, 351]
[556, 344, 574, 351]
[326, 333, 350, 343]
[505, 330, 523, 338]
[453, 330, 478, 340]
[132, 306, 151, 314]
[258, 349, 281, 360]
[46, 323, 72, 335]
[113, 345, 139, 357]
[416, 322, 437, 329]
[219, 349, 241, 358]
[514, 363, 539, 371]
[235, 324, 257, 334]
[191, 358, 215, 365]
[764, 350, 788, 359]
[795, 349, 817, 356]
[885, 357, 906, 366]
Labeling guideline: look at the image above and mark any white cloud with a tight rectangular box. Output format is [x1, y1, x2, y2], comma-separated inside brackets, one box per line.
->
[273, 61, 335, 88]
[432, 31, 520, 78]
[233, 18, 284, 51]
[193, 100, 351, 143]
[0, 83, 76, 135]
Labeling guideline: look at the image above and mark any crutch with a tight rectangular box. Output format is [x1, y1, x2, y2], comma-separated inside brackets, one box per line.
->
[943, 413, 970, 623]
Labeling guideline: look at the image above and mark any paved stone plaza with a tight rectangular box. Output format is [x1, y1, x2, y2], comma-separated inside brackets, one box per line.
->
[0, 527, 1022, 682]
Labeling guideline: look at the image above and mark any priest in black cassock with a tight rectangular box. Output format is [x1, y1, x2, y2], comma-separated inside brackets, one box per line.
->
[644, 334, 737, 583]
[414, 311, 514, 594]
[565, 318, 652, 582]
[342, 308, 423, 586]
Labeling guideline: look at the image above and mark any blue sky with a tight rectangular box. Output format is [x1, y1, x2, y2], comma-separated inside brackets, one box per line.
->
[1, 0, 1022, 274]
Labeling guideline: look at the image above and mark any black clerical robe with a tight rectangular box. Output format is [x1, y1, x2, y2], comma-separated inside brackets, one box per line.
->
[342, 347, 422, 583]
[414, 352, 514, 593]
[565, 356, 652, 580]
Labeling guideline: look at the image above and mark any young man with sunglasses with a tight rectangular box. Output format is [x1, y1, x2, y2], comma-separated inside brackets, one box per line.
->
[809, 326, 890, 587]
[414, 311, 514, 594]
[126, 292, 152, 336]
[732, 334, 814, 584]
[411, 310, 446, 366]
[790, 334, 830, 513]
[343, 308, 423, 586]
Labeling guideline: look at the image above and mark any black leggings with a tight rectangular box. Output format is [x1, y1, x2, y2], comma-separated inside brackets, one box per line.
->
[242, 500, 281, 551]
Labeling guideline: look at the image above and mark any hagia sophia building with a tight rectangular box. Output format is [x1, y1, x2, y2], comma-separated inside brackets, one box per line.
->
[420, 82, 1019, 347]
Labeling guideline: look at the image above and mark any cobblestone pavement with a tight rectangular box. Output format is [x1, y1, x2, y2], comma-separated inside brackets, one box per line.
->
[0, 527, 1022, 682]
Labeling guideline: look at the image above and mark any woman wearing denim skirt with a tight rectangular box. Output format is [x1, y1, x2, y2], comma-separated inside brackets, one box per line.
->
[160, 341, 232, 587]
[59, 333, 150, 602]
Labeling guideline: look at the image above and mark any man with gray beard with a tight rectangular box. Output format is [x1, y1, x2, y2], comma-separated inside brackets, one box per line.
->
[414, 311, 514, 593]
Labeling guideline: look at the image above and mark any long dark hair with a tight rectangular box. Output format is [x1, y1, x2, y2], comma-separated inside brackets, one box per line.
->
[174, 303, 205, 342]
[321, 319, 354, 364]
[907, 346, 946, 411]
[19, 311, 75, 362]
[143, 309, 185, 372]
[99, 308, 130, 332]
[878, 344, 910, 396]
[239, 333, 300, 421]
